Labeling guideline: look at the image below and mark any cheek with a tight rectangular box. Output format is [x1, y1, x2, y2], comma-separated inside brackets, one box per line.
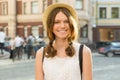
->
[68, 27, 71, 34]
[52, 26, 57, 35]
[52, 26, 55, 32]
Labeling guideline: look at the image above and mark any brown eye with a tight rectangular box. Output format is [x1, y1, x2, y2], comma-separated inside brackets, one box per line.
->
[54, 21, 60, 24]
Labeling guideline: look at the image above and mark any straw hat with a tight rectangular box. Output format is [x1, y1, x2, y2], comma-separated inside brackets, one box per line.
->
[42, 3, 78, 29]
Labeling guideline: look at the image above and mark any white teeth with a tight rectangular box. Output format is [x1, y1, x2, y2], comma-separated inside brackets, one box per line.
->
[58, 30, 67, 31]
[58, 30, 66, 32]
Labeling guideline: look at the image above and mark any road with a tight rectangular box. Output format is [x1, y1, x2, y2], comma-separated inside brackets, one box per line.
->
[0, 52, 120, 80]
[93, 53, 120, 80]
[0, 59, 35, 80]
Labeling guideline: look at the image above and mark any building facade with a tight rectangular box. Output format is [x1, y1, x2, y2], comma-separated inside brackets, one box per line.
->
[92, 0, 120, 43]
[0, 0, 44, 38]
[0, 0, 92, 44]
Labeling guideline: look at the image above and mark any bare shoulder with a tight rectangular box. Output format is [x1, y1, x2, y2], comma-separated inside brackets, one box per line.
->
[83, 45, 92, 57]
[35, 47, 44, 62]
[35, 47, 44, 80]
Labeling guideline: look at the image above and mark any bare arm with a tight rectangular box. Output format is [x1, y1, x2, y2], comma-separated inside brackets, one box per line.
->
[35, 48, 44, 80]
[83, 45, 93, 80]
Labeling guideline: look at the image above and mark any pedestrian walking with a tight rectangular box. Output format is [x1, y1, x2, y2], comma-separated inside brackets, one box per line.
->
[0, 28, 6, 55]
[13, 35, 24, 60]
[9, 37, 15, 59]
[35, 3, 93, 80]
[26, 33, 35, 59]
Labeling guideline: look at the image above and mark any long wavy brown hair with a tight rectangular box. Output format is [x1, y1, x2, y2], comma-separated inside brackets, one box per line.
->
[45, 7, 78, 57]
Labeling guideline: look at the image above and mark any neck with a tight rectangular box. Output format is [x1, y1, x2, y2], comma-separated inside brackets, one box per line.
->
[53, 39, 69, 57]
[53, 39, 69, 49]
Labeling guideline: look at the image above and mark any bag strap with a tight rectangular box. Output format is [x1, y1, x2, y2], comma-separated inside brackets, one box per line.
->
[42, 47, 45, 62]
[79, 44, 84, 80]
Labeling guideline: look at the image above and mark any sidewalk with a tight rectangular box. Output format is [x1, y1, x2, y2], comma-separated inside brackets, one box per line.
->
[0, 51, 34, 66]
[0, 51, 12, 66]
[0, 51, 10, 59]
[0, 59, 13, 66]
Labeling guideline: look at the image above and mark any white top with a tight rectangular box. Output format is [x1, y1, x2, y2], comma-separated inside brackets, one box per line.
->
[43, 42, 81, 80]
[14, 36, 24, 47]
[0, 31, 6, 43]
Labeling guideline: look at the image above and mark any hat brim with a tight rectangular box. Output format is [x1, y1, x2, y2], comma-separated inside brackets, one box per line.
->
[42, 3, 78, 29]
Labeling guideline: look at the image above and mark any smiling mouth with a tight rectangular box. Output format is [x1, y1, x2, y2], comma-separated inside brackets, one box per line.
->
[58, 29, 67, 32]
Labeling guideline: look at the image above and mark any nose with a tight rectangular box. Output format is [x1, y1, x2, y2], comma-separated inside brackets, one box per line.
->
[60, 22, 65, 28]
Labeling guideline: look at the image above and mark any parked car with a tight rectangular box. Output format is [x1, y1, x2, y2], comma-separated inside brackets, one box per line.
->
[96, 41, 110, 49]
[98, 42, 120, 57]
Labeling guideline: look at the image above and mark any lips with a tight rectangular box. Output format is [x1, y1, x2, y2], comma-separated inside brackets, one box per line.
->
[57, 29, 67, 33]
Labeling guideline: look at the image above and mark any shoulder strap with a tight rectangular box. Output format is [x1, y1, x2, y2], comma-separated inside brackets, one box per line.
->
[79, 44, 84, 80]
[42, 47, 45, 62]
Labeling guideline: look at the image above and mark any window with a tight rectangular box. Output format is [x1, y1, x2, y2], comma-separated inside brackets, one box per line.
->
[31, 1, 39, 14]
[99, 7, 106, 19]
[81, 24, 88, 38]
[75, 0, 83, 9]
[1, 2, 8, 15]
[32, 26, 39, 36]
[23, 2, 27, 14]
[111, 7, 119, 18]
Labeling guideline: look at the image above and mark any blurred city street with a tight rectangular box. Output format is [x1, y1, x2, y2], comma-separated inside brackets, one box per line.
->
[93, 53, 120, 80]
[0, 0, 120, 80]
[0, 51, 120, 80]
[0, 51, 35, 80]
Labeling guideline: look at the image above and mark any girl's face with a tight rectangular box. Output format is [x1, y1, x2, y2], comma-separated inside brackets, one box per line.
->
[53, 11, 70, 40]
